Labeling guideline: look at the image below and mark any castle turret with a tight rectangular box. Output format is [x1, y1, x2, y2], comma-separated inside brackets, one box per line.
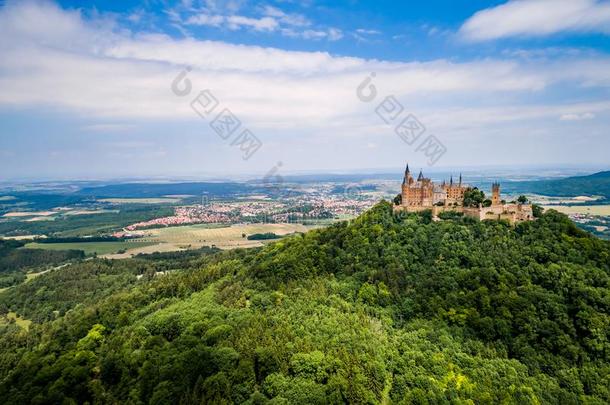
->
[403, 163, 413, 185]
[491, 182, 501, 206]
[401, 163, 413, 206]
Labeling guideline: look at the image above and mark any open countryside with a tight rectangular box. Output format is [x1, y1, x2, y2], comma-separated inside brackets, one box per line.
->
[1, 0, 610, 403]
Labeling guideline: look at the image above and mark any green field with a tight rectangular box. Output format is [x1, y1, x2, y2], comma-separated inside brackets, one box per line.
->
[25, 241, 157, 256]
[0, 311, 31, 330]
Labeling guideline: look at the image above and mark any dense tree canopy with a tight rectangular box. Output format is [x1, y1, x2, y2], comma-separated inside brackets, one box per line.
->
[462, 187, 486, 207]
[0, 202, 609, 404]
[0, 239, 85, 288]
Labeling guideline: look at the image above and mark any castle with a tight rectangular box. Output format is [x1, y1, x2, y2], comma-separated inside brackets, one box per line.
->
[396, 164, 534, 224]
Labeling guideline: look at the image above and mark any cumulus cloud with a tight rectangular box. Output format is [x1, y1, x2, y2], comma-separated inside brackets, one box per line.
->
[262, 5, 310, 27]
[185, 14, 278, 31]
[559, 112, 596, 121]
[356, 28, 381, 35]
[226, 15, 278, 31]
[182, 4, 316, 37]
[460, 0, 610, 42]
[0, 0, 609, 132]
[185, 13, 224, 27]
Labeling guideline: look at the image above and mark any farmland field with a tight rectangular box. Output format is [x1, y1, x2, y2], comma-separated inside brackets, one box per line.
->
[104, 223, 320, 258]
[145, 223, 317, 244]
[543, 204, 610, 215]
[99, 198, 184, 204]
[25, 241, 157, 256]
[3, 211, 56, 217]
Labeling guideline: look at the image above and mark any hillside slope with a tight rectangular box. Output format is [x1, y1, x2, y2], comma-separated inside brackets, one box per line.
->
[0, 203, 609, 404]
[507, 170, 610, 199]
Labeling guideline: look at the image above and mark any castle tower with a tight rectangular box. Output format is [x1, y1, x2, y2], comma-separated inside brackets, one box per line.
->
[403, 164, 414, 185]
[491, 182, 501, 206]
[401, 163, 413, 206]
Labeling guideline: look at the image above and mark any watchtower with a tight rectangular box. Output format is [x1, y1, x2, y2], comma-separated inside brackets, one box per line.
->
[491, 182, 501, 206]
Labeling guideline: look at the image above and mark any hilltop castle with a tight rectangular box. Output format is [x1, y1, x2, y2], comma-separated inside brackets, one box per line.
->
[396, 164, 534, 224]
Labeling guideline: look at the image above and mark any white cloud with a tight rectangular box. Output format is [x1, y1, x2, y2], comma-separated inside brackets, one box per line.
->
[356, 28, 381, 35]
[300, 29, 328, 40]
[81, 123, 137, 132]
[185, 13, 224, 27]
[226, 15, 278, 31]
[182, 5, 314, 36]
[460, 0, 610, 42]
[185, 14, 278, 31]
[559, 112, 596, 121]
[287, 28, 343, 41]
[262, 6, 310, 27]
[327, 28, 343, 41]
[0, 1, 609, 133]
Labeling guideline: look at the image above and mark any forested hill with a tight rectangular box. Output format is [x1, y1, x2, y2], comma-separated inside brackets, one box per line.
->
[507, 170, 610, 199]
[1, 203, 610, 404]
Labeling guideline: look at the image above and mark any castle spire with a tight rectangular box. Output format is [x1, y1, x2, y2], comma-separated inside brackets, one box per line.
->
[459, 173, 462, 186]
[417, 169, 424, 181]
[450, 175, 453, 185]
[403, 163, 411, 185]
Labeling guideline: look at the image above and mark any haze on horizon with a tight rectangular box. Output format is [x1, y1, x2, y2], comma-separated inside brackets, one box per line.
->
[1, 0, 609, 180]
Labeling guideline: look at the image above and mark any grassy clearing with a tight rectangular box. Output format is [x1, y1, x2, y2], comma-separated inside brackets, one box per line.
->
[26, 270, 49, 282]
[0, 311, 32, 330]
[25, 241, 157, 256]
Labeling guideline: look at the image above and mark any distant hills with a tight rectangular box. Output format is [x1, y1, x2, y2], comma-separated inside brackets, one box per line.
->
[507, 171, 610, 200]
[77, 182, 253, 198]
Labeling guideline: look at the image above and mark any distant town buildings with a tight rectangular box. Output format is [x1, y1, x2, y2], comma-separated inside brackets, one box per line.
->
[396, 164, 534, 224]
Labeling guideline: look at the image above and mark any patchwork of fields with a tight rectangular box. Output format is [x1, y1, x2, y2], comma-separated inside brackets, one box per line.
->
[25, 241, 157, 256]
[21, 223, 320, 259]
[105, 223, 320, 258]
[542, 204, 610, 216]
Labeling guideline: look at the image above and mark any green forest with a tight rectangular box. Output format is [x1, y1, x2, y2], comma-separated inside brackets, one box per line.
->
[0, 239, 85, 288]
[0, 202, 609, 404]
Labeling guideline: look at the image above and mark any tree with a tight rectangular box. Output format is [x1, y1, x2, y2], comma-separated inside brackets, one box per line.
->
[393, 194, 402, 206]
[463, 188, 486, 207]
[517, 195, 528, 204]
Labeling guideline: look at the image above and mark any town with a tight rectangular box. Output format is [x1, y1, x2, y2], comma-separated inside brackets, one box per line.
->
[114, 185, 378, 237]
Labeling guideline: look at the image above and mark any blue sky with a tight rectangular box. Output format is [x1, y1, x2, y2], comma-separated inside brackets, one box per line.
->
[0, 0, 609, 180]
